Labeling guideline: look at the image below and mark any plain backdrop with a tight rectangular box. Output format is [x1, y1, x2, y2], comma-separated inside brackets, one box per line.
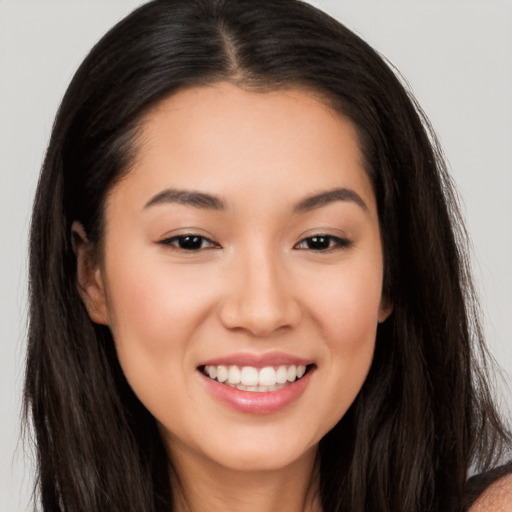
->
[1, 1, 511, 511]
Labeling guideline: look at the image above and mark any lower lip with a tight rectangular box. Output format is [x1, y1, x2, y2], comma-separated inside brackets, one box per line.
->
[199, 369, 314, 415]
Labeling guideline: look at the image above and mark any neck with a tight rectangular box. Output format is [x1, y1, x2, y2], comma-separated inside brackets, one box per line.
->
[168, 442, 321, 512]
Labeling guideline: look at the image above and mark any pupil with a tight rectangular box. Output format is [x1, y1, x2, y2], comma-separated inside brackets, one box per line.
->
[180, 236, 202, 249]
[308, 236, 329, 249]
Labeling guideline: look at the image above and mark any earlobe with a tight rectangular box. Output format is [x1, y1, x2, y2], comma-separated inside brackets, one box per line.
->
[378, 297, 393, 323]
[71, 221, 109, 325]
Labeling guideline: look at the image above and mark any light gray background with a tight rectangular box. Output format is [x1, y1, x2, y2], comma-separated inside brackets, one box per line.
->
[1, 1, 510, 511]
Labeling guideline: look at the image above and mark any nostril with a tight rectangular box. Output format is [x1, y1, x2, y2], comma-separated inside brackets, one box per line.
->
[218, 302, 302, 337]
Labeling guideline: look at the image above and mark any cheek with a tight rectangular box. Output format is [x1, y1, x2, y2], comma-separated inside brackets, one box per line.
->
[304, 261, 382, 426]
[106, 254, 216, 342]
[310, 257, 384, 342]
[102, 254, 219, 400]
[328, 268, 382, 364]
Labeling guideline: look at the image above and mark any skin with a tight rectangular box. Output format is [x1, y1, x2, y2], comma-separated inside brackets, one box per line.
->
[469, 474, 512, 512]
[75, 83, 392, 512]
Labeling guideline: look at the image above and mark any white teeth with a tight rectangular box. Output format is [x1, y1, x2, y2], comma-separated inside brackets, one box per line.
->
[216, 365, 228, 382]
[240, 366, 259, 386]
[227, 366, 241, 384]
[287, 365, 297, 382]
[276, 365, 288, 384]
[258, 366, 276, 386]
[203, 363, 309, 390]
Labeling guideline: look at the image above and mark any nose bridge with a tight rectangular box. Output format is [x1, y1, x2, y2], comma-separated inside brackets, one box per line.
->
[219, 240, 301, 336]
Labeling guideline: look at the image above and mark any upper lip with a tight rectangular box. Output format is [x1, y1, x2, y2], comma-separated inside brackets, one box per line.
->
[197, 351, 314, 368]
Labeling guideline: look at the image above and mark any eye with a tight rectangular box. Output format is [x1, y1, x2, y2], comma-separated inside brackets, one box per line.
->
[294, 234, 351, 251]
[159, 234, 219, 251]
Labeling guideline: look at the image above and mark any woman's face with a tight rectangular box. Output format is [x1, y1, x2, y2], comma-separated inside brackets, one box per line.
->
[80, 83, 390, 473]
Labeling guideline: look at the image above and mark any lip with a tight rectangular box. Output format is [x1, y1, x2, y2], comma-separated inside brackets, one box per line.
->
[197, 351, 313, 368]
[198, 362, 315, 415]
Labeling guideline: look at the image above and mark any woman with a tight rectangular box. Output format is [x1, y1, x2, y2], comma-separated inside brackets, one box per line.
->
[24, 0, 511, 511]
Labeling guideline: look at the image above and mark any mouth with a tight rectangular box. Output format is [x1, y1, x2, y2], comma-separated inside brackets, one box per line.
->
[199, 364, 313, 393]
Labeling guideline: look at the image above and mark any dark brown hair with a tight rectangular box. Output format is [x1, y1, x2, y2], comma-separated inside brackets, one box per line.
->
[25, 1, 510, 510]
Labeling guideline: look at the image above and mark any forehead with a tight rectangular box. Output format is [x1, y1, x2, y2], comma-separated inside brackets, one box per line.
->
[111, 82, 376, 214]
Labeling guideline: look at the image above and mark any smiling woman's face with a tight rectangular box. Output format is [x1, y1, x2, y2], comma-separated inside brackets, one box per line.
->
[77, 82, 390, 474]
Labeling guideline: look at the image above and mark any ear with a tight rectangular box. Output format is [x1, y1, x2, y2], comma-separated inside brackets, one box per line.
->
[378, 296, 393, 323]
[71, 221, 109, 325]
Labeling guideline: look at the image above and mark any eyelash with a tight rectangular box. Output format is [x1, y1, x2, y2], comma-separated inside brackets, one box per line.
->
[159, 234, 220, 251]
[159, 234, 352, 252]
[294, 234, 352, 252]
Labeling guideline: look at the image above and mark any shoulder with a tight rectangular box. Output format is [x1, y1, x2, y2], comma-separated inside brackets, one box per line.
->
[468, 472, 512, 511]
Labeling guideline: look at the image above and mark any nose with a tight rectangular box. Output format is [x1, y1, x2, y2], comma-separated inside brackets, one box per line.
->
[218, 247, 302, 337]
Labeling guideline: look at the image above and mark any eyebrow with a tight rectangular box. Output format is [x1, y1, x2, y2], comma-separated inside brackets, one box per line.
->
[144, 188, 225, 210]
[144, 186, 367, 213]
[293, 187, 368, 213]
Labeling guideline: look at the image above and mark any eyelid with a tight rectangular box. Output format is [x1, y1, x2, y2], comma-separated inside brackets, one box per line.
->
[157, 232, 221, 251]
[293, 232, 353, 251]
[155, 229, 352, 252]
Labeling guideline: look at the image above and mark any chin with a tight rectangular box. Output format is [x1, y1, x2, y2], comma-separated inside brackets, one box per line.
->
[197, 432, 318, 473]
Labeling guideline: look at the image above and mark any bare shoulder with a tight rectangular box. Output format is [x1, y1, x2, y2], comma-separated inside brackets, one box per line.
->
[469, 473, 512, 512]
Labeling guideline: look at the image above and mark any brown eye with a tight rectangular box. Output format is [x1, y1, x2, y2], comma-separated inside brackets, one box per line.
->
[295, 235, 351, 251]
[160, 235, 218, 251]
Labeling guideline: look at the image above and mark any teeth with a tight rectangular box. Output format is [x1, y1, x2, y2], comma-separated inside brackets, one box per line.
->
[203, 364, 309, 390]
[227, 366, 241, 384]
[217, 365, 228, 383]
[258, 366, 276, 386]
[240, 366, 259, 386]
[276, 365, 288, 384]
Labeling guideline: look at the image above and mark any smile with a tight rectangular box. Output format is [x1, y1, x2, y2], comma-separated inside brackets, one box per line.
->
[201, 364, 308, 392]
[197, 353, 315, 414]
